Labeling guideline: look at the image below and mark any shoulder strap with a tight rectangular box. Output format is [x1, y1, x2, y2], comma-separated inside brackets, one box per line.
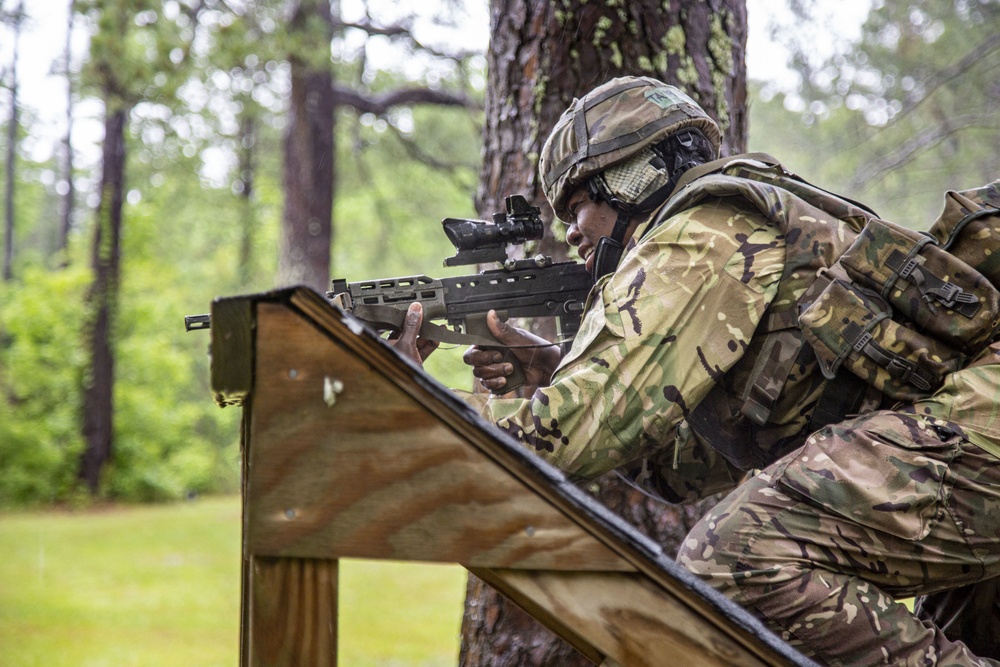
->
[669, 152, 782, 199]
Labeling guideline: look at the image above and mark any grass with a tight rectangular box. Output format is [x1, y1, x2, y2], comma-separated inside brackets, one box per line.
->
[0, 496, 467, 666]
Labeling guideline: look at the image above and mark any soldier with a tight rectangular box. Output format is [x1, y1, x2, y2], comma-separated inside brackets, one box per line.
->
[392, 76, 1000, 665]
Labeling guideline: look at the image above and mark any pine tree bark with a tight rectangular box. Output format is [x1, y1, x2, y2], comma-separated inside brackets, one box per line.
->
[80, 107, 127, 492]
[3, 0, 24, 282]
[56, 0, 76, 264]
[461, 1, 748, 664]
[278, 0, 335, 293]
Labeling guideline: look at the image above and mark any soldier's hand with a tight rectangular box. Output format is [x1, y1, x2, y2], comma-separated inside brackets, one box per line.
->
[388, 302, 440, 367]
[463, 310, 561, 394]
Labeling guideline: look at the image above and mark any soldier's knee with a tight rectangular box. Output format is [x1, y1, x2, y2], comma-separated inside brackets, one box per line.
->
[676, 505, 745, 587]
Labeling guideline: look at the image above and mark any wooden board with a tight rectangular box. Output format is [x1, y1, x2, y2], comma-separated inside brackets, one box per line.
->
[228, 289, 815, 667]
[246, 556, 338, 667]
[244, 303, 633, 572]
[474, 567, 773, 667]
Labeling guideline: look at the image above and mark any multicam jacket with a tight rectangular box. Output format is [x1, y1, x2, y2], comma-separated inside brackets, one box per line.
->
[467, 165, 1000, 503]
[467, 194, 803, 502]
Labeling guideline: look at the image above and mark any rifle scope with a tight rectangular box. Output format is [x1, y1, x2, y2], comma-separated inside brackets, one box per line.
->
[442, 195, 544, 266]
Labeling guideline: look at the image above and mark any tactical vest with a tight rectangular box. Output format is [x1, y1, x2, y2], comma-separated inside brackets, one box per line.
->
[657, 154, 1000, 471]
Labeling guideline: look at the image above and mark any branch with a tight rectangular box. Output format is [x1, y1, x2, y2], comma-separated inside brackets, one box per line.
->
[848, 113, 986, 192]
[386, 123, 478, 184]
[334, 18, 481, 62]
[891, 33, 1000, 126]
[332, 85, 481, 115]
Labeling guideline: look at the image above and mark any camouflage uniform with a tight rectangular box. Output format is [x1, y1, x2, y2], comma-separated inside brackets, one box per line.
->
[463, 76, 1000, 663]
[463, 187, 1000, 664]
[466, 194, 788, 500]
[678, 344, 1000, 666]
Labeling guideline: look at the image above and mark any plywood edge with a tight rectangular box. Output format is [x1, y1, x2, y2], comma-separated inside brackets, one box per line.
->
[210, 296, 255, 407]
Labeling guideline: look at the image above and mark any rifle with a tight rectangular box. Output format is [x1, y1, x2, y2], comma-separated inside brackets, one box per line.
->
[186, 195, 594, 393]
[329, 195, 593, 392]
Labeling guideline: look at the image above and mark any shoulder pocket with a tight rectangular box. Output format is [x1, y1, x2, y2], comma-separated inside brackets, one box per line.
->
[559, 279, 625, 368]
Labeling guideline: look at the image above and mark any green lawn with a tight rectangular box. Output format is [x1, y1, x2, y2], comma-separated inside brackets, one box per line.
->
[0, 496, 467, 666]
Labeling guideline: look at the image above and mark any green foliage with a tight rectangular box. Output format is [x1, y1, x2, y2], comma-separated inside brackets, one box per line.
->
[333, 101, 483, 389]
[753, 0, 1000, 225]
[0, 264, 89, 504]
[0, 0, 491, 504]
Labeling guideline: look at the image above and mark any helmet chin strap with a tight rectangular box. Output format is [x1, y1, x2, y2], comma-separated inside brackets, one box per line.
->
[591, 208, 633, 281]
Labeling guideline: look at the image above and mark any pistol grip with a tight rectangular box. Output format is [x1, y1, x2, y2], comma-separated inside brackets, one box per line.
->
[466, 311, 527, 395]
[486, 347, 526, 396]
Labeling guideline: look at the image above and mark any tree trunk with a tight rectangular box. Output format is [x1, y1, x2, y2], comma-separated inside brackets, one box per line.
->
[278, 0, 335, 293]
[80, 107, 127, 493]
[237, 110, 256, 286]
[3, 0, 23, 283]
[56, 0, 76, 264]
[461, 1, 748, 664]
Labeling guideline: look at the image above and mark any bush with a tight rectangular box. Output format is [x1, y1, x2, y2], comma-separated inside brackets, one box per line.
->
[0, 265, 89, 505]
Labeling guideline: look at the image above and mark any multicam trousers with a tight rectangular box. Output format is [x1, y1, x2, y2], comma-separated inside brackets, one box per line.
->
[678, 411, 1000, 666]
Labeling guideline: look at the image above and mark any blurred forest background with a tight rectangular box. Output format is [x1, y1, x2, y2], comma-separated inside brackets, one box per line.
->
[0, 0, 998, 507]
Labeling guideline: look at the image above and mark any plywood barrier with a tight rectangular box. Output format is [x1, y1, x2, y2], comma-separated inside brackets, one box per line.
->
[207, 287, 816, 667]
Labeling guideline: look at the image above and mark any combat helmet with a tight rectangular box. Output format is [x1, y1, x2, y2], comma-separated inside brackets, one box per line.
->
[539, 76, 722, 278]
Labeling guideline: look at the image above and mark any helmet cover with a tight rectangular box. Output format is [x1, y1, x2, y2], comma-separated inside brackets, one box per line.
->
[539, 76, 722, 220]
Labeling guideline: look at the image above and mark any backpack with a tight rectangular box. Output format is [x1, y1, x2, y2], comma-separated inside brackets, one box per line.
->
[663, 154, 1000, 426]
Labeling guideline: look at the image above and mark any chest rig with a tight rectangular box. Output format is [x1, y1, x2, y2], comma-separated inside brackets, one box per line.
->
[658, 154, 1000, 471]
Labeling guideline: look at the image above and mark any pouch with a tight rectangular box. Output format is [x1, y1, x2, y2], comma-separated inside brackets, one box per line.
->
[840, 218, 1000, 353]
[927, 183, 1000, 288]
[799, 278, 964, 402]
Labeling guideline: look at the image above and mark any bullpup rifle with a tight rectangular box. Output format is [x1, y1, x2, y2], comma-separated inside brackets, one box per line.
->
[185, 195, 594, 393]
[327, 195, 593, 393]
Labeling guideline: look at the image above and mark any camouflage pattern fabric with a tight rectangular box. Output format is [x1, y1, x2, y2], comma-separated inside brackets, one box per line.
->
[465, 196, 787, 499]
[928, 182, 1000, 286]
[678, 344, 1000, 666]
[539, 76, 721, 220]
[839, 218, 1000, 352]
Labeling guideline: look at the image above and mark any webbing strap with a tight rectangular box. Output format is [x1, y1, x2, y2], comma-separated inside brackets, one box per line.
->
[842, 321, 936, 390]
[941, 207, 1000, 250]
[885, 249, 981, 317]
[545, 79, 654, 185]
[546, 113, 705, 185]
[740, 327, 805, 426]
[668, 152, 782, 199]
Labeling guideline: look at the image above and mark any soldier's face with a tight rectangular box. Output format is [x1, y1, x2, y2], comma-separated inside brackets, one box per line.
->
[564, 189, 638, 274]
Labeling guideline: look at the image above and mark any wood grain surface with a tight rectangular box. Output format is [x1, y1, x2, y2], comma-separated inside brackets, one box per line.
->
[473, 567, 773, 667]
[247, 556, 338, 667]
[244, 303, 632, 572]
[229, 291, 812, 667]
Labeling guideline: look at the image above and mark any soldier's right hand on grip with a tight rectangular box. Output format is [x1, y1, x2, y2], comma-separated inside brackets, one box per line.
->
[464, 310, 562, 396]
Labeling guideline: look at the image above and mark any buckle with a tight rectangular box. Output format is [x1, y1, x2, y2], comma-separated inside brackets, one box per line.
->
[925, 282, 978, 308]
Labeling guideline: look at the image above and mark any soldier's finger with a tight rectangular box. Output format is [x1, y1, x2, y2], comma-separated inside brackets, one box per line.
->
[463, 346, 504, 367]
[394, 303, 423, 354]
[472, 363, 513, 380]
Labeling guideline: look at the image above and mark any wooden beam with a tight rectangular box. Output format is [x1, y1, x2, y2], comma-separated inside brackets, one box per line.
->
[473, 567, 773, 667]
[229, 289, 814, 667]
[247, 556, 338, 667]
[210, 297, 255, 407]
